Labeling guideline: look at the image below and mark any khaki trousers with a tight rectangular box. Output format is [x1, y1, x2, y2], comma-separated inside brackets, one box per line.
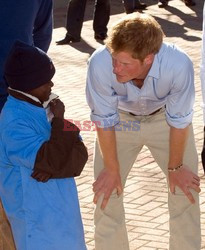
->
[0, 200, 15, 250]
[94, 109, 201, 250]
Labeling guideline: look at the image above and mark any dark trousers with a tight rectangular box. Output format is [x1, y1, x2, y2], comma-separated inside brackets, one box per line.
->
[65, 0, 110, 39]
[123, 0, 136, 12]
[123, 0, 141, 13]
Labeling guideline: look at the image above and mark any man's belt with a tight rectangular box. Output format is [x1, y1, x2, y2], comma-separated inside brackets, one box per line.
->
[129, 107, 163, 116]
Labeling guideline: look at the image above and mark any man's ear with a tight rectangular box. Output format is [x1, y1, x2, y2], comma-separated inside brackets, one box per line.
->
[144, 54, 154, 65]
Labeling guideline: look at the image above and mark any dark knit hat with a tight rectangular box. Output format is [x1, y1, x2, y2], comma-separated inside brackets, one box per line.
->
[4, 40, 55, 92]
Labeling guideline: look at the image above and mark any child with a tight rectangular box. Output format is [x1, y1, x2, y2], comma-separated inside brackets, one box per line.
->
[0, 40, 88, 250]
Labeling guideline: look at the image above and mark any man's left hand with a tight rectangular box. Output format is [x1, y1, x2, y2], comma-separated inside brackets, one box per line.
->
[169, 165, 200, 203]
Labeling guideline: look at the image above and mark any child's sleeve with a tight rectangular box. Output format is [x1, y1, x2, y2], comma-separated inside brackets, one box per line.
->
[2, 119, 46, 169]
[32, 117, 88, 179]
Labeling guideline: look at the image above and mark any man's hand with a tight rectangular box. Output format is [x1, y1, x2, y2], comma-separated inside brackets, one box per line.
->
[50, 99, 65, 119]
[169, 165, 200, 203]
[93, 168, 123, 210]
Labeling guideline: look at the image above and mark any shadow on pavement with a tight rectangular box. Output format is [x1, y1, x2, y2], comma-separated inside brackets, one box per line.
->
[53, 0, 203, 52]
[153, 1, 203, 41]
[69, 39, 97, 55]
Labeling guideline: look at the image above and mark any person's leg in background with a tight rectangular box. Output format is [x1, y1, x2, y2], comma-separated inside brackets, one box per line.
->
[56, 0, 87, 45]
[182, 0, 195, 6]
[93, 0, 110, 41]
[143, 110, 201, 250]
[123, 0, 147, 14]
[158, 0, 168, 8]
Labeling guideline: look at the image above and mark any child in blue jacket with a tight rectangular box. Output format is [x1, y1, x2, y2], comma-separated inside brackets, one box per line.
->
[0, 40, 88, 250]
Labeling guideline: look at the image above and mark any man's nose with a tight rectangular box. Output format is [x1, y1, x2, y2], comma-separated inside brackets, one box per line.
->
[113, 62, 122, 74]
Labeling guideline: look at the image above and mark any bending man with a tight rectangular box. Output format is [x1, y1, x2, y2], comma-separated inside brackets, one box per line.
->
[86, 13, 201, 250]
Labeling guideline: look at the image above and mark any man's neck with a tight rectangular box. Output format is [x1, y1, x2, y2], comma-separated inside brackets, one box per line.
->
[132, 78, 144, 88]
[132, 61, 153, 88]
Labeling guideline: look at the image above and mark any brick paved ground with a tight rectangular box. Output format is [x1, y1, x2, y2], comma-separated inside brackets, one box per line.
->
[50, 0, 204, 249]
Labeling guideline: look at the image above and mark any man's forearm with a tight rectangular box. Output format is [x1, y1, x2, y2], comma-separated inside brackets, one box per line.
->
[97, 127, 120, 171]
[168, 126, 189, 169]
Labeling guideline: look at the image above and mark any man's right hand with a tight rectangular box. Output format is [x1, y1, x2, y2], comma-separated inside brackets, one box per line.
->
[50, 99, 65, 119]
[93, 168, 123, 210]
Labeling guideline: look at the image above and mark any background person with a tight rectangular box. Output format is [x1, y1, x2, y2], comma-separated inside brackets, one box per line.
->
[56, 0, 110, 45]
[123, 0, 147, 13]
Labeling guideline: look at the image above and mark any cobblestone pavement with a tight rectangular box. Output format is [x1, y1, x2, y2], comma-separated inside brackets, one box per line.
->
[50, 0, 205, 249]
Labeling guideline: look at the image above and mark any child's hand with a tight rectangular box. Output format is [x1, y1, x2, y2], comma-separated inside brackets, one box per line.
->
[31, 169, 52, 182]
[50, 99, 65, 119]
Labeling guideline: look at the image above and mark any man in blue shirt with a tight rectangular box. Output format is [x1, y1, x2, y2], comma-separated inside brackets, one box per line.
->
[86, 13, 201, 250]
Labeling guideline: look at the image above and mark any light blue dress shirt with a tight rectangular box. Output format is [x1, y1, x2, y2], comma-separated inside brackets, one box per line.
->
[86, 43, 195, 129]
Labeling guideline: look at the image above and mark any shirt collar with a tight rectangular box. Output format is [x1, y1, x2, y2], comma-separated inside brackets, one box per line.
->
[146, 43, 166, 80]
[8, 87, 41, 104]
[8, 87, 58, 108]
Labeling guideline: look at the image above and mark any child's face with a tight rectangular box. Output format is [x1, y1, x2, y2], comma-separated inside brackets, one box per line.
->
[27, 81, 54, 103]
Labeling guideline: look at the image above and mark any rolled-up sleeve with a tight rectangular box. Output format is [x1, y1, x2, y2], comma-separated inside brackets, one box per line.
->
[86, 49, 119, 128]
[165, 56, 195, 128]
